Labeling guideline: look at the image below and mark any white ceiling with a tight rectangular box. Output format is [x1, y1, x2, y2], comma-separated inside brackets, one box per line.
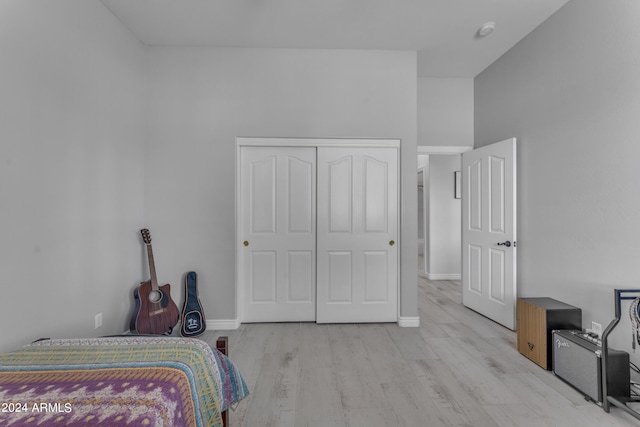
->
[101, 0, 569, 78]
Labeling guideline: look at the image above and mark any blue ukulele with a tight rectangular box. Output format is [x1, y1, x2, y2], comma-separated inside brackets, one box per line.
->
[180, 271, 206, 337]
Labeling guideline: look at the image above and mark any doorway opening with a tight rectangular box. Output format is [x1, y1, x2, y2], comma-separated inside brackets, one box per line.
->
[417, 146, 471, 280]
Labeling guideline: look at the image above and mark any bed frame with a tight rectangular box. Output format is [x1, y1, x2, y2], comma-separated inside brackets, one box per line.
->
[216, 336, 229, 427]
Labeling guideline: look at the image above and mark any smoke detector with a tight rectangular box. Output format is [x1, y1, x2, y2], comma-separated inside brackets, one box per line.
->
[478, 22, 496, 37]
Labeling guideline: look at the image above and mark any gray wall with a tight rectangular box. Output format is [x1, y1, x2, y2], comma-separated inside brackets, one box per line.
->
[475, 0, 640, 354]
[145, 47, 418, 323]
[0, 4, 419, 353]
[418, 78, 474, 147]
[417, 78, 471, 281]
[0, 1, 145, 353]
[425, 155, 462, 279]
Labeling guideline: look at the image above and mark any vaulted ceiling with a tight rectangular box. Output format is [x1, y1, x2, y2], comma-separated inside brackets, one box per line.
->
[102, 0, 569, 77]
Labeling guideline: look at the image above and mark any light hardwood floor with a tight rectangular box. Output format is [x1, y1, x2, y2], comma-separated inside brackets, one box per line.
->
[202, 271, 639, 426]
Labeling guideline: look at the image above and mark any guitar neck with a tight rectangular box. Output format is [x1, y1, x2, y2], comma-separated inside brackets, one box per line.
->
[146, 243, 160, 291]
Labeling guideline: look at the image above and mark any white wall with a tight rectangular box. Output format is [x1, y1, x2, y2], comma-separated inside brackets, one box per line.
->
[475, 0, 640, 355]
[144, 48, 418, 323]
[418, 77, 474, 147]
[425, 155, 462, 279]
[0, 1, 145, 352]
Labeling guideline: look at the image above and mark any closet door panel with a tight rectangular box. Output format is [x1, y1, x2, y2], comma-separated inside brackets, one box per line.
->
[317, 147, 398, 323]
[239, 147, 316, 322]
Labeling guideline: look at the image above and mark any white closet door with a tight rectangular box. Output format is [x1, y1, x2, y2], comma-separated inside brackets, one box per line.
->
[239, 147, 316, 322]
[316, 147, 399, 323]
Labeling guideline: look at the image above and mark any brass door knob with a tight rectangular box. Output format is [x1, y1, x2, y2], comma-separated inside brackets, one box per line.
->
[243, 241, 249, 247]
[389, 240, 395, 246]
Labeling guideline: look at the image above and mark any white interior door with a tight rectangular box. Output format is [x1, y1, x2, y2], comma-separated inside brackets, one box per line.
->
[239, 146, 316, 322]
[462, 138, 517, 329]
[316, 147, 399, 323]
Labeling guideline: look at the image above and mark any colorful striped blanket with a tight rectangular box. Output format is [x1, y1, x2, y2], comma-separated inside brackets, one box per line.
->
[0, 336, 249, 427]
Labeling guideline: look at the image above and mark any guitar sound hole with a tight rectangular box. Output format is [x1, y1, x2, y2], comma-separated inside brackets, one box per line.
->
[148, 290, 162, 304]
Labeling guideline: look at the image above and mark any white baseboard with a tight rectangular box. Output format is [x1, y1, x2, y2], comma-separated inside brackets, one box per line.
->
[426, 273, 461, 281]
[207, 318, 421, 328]
[206, 319, 240, 330]
[125, 319, 240, 336]
[398, 317, 420, 327]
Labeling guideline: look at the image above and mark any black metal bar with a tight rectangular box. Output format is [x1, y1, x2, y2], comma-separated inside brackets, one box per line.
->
[602, 289, 640, 414]
[607, 397, 640, 421]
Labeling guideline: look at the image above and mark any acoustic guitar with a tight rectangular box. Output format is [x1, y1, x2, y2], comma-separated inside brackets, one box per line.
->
[130, 229, 179, 335]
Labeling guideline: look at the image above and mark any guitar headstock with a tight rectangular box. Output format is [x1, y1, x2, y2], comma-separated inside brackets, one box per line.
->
[140, 228, 152, 244]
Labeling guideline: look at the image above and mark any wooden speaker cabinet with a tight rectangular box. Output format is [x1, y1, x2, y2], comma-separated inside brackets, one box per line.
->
[517, 297, 582, 370]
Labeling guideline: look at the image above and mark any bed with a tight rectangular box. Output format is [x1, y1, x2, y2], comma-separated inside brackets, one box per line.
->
[0, 335, 248, 426]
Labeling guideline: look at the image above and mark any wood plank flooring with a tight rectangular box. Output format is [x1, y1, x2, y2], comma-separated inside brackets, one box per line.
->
[201, 271, 639, 426]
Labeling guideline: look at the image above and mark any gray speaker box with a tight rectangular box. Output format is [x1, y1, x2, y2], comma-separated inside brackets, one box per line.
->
[552, 330, 630, 403]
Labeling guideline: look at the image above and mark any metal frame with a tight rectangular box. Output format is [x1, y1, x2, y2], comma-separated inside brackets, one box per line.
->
[602, 289, 640, 418]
